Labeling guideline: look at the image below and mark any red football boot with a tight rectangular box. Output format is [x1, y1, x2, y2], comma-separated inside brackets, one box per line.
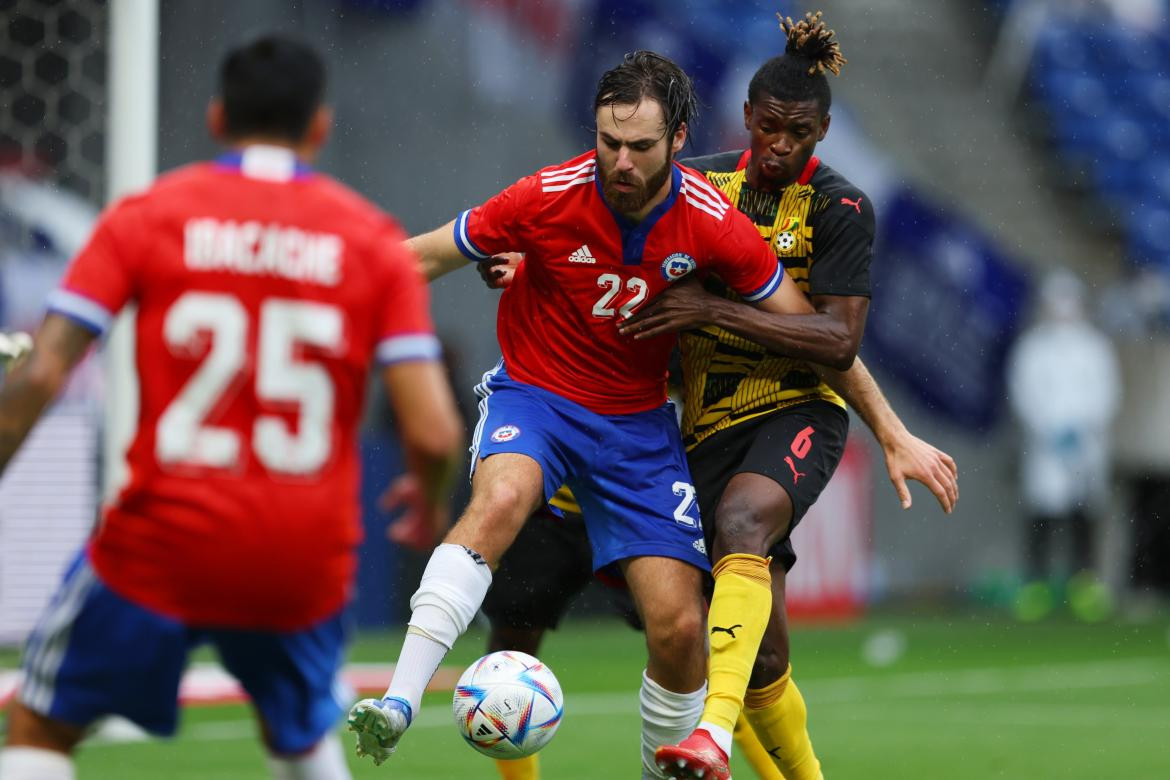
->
[654, 728, 731, 779]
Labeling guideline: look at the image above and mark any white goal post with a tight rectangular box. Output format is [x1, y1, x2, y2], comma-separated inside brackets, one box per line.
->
[101, 0, 158, 504]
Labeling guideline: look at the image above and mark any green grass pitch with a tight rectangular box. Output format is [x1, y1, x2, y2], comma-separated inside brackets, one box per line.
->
[3, 611, 1168, 778]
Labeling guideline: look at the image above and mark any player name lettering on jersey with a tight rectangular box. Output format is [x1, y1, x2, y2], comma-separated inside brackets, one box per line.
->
[184, 217, 342, 287]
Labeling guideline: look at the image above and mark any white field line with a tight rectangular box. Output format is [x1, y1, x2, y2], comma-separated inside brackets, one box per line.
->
[82, 655, 1169, 747]
[809, 657, 1170, 703]
[828, 701, 1170, 730]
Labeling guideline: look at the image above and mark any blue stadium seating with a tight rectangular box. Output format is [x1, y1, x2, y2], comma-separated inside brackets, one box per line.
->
[1031, 15, 1170, 272]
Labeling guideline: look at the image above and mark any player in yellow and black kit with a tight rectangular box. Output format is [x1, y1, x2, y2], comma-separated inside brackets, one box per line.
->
[474, 12, 958, 780]
[623, 14, 956, 780]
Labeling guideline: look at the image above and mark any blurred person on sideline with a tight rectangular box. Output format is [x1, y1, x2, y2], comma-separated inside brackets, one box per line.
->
[1006, 269, 1121, 621]
[0, 35, 462, 780]
[1098, 268, 1170, 610]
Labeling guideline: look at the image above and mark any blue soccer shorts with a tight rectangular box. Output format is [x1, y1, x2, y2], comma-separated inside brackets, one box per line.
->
[19, 549, 351, 754]
[470, 361, 709, 573]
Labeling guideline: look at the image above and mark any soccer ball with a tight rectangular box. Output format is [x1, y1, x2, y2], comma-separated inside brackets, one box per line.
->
[452, 650, 564, 759]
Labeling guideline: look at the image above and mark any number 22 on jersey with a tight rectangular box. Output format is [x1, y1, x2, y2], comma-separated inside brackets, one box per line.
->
[592, 273, 648, 319]
[156, 291, 343, 475]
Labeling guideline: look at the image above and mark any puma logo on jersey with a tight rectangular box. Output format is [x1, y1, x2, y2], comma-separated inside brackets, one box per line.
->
[840, 196, 863, 213]
[568, 244, 596, 264]
[784, 456, 807, 485]
[711, 624, 743, 639]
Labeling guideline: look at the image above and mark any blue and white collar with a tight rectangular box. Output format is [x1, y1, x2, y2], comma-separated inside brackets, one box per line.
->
[216, 144, 312, 182]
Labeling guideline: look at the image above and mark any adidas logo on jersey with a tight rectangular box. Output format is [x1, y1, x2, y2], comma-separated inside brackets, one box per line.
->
[568, 245, 596, 264]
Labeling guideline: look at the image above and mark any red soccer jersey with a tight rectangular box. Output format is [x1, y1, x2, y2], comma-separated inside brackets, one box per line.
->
[453, 151, 785, 414]
[47, 145, 439, 631]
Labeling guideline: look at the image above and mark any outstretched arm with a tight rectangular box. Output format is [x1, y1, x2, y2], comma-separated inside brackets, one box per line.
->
[0, 314, 95, 477]
[816, 357, 958, 513]
[378, 359, 464, 550]
[728, 288, 957, 512]
[618, 281, 957, 512]
[408, 220, 469, 281]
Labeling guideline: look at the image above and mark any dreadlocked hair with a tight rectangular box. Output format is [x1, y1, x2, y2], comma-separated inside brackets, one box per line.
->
[594, 51, 699, 139]
[748, 10, 846, 115]
[782, 11, 846, 76]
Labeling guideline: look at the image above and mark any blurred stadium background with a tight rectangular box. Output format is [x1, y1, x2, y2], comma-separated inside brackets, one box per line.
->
[1, 0, 1169, 777]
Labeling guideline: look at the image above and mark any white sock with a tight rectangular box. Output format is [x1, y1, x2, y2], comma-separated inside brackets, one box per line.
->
[0, 747, 75, 780]
[267, 734, 351, 780]
[384, 543, 492, 715]
[384, 630, 448, 716]
[697, 720, 734, 756]
[639, 670, 705, 780]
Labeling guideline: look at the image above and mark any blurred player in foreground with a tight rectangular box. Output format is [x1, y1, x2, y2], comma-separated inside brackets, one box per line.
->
[347, 51, 852, 776]
[475, 12, 958, 780]
[0, 36, 462, 780]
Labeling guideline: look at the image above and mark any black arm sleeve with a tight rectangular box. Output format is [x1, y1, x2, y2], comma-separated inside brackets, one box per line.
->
[808, 186, 875, 298]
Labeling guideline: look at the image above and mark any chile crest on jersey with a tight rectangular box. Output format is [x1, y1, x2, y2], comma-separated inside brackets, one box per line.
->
[660, 252, 696, 281]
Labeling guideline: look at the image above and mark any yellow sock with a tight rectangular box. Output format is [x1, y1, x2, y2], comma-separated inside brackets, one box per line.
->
[743, 665, 823, 780]
[701, 553, 772, 737]
[494, 755, 539, 780]
[734, 712, 784, 779]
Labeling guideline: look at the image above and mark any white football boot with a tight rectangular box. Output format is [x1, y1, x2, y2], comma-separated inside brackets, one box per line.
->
[347, 696, 412, 765]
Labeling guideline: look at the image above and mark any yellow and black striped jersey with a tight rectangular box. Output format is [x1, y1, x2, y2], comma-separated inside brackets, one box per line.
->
[675, 151, 874, 449]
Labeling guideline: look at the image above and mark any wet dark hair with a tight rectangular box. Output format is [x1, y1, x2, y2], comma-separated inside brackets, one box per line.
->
[594, 50, 699, 138]
[747, 11, 847, 115]
[219, 35, 326, 141]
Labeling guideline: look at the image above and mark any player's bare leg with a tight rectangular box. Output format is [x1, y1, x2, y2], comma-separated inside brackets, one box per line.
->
[658, 473, 792, 780]
[0, 699, 83, 779]
[349, 454, 544, 765]
[621, 556, 708, 779]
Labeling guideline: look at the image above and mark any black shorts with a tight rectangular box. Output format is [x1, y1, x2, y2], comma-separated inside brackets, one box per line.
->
[687, 401, 849, 572]
[482, 507, 640, 631]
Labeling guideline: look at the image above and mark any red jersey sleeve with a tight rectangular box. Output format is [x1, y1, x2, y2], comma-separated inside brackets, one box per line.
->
[373, 219, 441, 365]
[452, 174, 541, 261]
[708, 207, 785, 303]
[46, 197, 145, 335]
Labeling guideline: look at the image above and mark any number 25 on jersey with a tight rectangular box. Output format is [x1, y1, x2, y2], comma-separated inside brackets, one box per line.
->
[156, 291, 343, 476]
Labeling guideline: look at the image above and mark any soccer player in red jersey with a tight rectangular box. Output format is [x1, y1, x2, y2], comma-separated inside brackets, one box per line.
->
[0, 37, 462, 780]
[450, 15, 958, 780]
[347, 51, 857, 776]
